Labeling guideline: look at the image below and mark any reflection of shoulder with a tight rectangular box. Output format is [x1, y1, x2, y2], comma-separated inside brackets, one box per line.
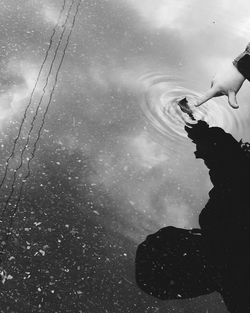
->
[187, 122, 250, 189]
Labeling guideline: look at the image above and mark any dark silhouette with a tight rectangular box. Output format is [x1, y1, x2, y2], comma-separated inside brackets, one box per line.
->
[135, 120, 250, 313]
[177, 97, 196, 120]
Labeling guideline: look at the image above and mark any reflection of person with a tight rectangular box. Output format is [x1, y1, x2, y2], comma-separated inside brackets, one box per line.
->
[135, 120, 250, 313]
[195, 43, 250, 108]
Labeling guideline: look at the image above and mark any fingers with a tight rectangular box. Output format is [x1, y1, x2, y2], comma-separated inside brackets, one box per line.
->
[195, 87, 218, 107]
[195, 86, 239, 109]
[228, 90, 239, 109]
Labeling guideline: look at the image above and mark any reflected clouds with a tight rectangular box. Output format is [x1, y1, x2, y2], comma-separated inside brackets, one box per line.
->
[1, 0, 249, 311]
[1, 0, 250, 235]
[124, 0, 192, 30]
[0, 59, 41, 125]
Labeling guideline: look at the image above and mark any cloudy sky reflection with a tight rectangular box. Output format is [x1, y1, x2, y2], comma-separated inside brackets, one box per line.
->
[0, 0, 250, 312]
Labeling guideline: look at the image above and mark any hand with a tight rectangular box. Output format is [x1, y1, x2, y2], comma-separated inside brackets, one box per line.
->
[195, 62, 246, 109]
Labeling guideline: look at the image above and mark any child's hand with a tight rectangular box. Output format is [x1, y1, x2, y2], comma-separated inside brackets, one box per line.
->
[195, 62, 245, 109]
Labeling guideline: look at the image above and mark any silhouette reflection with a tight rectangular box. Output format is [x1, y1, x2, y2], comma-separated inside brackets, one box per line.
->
[135, 120, 250, 313]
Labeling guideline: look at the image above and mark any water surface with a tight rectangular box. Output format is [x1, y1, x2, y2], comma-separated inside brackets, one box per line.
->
[0, 0, 250, 312]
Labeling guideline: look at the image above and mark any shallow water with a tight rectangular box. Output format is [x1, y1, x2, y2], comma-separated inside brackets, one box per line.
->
[139, 72, 243, 140]
[0, 0, 250, 312]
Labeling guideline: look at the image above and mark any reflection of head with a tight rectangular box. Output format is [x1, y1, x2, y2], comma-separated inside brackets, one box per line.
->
[185, 120, 250, 175]
[186, 121, 241, 157]
[185, 120, 250, 262]
[135, 226, 218, 300]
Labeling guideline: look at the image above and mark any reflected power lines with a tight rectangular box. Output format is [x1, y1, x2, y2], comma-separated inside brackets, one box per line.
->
[0, 0, 81, 251]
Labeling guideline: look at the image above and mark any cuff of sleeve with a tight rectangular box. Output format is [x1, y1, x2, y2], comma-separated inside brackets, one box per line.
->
[233, 43, 250, 81]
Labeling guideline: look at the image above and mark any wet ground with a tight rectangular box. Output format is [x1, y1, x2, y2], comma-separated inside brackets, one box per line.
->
[0, 0, 250, 312]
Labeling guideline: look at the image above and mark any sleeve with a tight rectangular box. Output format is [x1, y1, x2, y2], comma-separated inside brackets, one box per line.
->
[233, 42, 250, 81]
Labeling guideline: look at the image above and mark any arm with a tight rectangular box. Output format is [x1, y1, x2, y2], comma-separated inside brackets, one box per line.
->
[195, 43, 250, 108]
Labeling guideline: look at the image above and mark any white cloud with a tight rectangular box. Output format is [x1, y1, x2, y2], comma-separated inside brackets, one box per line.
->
[165, 199, 191, 228]
[130, 132, 169, 169]
[124, 0, 250, 41]
[42, 3, 62, 26]
[88, 61, 149, 93]
[125, 0, 192, 30]
[0, 59, 42, 127]
[234, 17, 250, 40]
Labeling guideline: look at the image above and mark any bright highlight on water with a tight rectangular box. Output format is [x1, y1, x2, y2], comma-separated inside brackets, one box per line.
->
[139, 73, 241, 141]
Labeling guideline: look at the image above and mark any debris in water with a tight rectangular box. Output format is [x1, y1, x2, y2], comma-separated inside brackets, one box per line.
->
[177, 97, 196, 121]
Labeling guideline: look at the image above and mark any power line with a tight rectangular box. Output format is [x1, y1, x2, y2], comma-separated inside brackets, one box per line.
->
[11, 0, 81, 225]
[0, 0, 67, 193]
[1, 0, 76, 217]
[0, 0, 81, 261]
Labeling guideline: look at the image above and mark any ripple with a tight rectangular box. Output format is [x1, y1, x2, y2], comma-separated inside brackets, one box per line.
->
[139, 73, 241, 142]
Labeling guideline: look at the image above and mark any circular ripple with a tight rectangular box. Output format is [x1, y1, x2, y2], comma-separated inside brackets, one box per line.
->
[139, 73, 241, 141]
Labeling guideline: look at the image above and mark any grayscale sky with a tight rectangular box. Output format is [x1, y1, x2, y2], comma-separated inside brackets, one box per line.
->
[0, 0, 250, 312]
